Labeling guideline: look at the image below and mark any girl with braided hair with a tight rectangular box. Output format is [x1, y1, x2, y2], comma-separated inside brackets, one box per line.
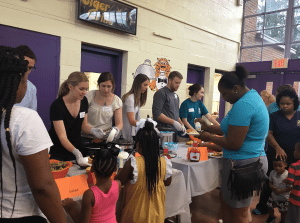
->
[62, 146, 122, 223]
[0, 46, 66, 222]
[115, 120, 172, 223]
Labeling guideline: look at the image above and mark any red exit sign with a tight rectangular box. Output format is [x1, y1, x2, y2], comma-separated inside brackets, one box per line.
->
[272, 58, 288, 69]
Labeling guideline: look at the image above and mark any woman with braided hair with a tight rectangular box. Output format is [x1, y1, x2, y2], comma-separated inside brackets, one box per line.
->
[0, 46, 66, 222]
[115, 120, 172, 223]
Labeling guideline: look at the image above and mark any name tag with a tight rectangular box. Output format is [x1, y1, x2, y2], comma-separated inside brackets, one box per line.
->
[103, 106, 112, 112]
[199, 108, 201, 114]
[188, 108, 194, 112]
[80, 112, 85, 118]
[174, 94, 178, 99]
[297, 120, 300, 127]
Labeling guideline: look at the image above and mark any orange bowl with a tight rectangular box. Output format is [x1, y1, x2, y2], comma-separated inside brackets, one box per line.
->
[50, 160, 73, 179]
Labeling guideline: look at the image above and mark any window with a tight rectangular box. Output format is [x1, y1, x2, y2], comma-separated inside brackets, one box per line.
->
[240, 0, 300, 62]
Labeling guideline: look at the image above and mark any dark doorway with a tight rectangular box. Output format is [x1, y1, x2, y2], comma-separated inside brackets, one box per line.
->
[81, 45, 123, 96]
[0, 24, 60, 130]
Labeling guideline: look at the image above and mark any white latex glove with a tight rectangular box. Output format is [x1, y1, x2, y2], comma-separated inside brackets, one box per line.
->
[112, 127, 120, 139]
[136, 119, 146, 127]
[172, 121, 183, 132]
[90, 127, 105, 138]
[72, 148, 91, 167]
[181, 124, 187, 135]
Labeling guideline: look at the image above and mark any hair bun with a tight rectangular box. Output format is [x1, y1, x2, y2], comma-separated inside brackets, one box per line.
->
[235, 65, 249, 80]
[144, 121, 154, 131]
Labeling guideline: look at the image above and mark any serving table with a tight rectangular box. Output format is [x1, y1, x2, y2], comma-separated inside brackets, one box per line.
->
[64, 164, 191, 223]
[171, 142, 223, 199]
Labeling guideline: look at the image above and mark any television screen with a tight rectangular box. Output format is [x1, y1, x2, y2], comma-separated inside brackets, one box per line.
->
[78, 0, 137, 35]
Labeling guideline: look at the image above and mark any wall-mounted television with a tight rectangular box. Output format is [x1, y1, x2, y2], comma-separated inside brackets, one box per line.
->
[78, 0, 137, 35]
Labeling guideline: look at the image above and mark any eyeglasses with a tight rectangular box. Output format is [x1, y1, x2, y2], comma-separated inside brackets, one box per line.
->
[28, 66, 36, 72]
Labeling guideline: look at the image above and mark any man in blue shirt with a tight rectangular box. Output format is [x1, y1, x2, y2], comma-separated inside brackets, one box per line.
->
[14, 45, 37, 111]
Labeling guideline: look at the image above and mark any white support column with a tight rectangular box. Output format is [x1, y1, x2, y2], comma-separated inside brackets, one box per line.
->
[203, 66, 215, 114]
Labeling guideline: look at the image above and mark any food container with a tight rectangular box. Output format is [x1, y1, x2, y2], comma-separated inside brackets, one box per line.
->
[187, 147, 208, 162]
[117, 151, 129, 168]
[50, 160, 73, 179]
[162, 142, 178, 151]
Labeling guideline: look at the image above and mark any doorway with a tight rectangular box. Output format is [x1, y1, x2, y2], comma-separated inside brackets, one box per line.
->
[0, 25, 60, 130]
[81, 45, 123, 96]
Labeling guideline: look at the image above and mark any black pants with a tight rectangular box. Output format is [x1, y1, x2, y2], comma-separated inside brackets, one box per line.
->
[1, 216, 47, 223]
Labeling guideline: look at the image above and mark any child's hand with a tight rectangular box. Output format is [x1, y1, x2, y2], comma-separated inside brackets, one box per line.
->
[62, 198, 76, 212]
[273, 188, 284, 195]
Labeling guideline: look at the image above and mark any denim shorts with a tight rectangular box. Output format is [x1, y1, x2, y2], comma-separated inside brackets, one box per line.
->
[220, 156, 268, 208]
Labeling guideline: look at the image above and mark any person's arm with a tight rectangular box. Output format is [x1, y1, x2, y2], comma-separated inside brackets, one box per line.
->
[201, 142, 223, 152]
[114, 107, 123, 130]
[32, 85, 37, 111]
[53, 120, 76, 152]
[81, 114, 92, 134]
[266, 130, 287, 161]
[164, 176, 172, 186]
[194, 118, 223, 135]
[127, 112, 138, 126]
[182, 118, 195, 131]
[63, 189, 93, 223]
[19, 149, 66, 223]
[204, 113, 220, 126]
[115, 159, 133, 186]
[198, 125, 249, 151]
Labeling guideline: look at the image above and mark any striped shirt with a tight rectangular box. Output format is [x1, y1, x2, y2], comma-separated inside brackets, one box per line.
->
[287, 160, 300, 206]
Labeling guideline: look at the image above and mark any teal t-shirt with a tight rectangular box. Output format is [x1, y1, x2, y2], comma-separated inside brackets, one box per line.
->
[220, 89, 268, 160]
[179, 98, 208, 129]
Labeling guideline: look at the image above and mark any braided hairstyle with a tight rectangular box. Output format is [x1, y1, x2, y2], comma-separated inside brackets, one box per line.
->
[134, 121, 161, 197]
[92, 146, 119, 178]
[0, 46, 28, 217]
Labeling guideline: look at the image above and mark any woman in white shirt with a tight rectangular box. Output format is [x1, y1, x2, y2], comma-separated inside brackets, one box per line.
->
[0, 46, 66, 222]
[85, 72, 123, 139]
[121, 74, 149, 141]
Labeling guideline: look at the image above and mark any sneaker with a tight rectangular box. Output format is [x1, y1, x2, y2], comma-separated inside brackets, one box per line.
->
[252, 208, 269, 215]
[265, 216, 276, 223]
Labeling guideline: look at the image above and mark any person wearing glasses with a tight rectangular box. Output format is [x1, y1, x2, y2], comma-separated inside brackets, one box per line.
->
[14, 45, 37, 111]
[179, 84, 219, 132]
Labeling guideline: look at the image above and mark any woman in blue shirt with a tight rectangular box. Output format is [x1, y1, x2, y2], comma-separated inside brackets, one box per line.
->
[179, 84, 219, 131]
[195, 65, 269, 223]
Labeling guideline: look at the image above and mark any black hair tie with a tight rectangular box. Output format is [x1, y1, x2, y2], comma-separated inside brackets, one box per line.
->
[110, 147, 120, 157]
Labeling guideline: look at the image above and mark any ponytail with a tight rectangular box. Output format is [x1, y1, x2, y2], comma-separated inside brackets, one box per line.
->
[57, 72, 88, 98]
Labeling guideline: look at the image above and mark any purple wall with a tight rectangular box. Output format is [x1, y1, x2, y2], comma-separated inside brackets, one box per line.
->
[239, 60, 300, 95]
[81, 45, 123, 96]
[0, 25, 60, 130]
[187, 65, 205, 102]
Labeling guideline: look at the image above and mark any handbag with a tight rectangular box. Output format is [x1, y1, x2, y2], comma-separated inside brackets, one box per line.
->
[227, 143, 268, 201]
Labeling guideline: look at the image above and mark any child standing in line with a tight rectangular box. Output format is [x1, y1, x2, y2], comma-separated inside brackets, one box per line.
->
[62, 147, 122, 223]
[115, 120, 173, 223]
[284, 142, 300, 223]
[265, 157, 292, 223]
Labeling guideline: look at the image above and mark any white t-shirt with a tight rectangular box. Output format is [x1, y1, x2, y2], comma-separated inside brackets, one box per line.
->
[1, 106, 53, 218]
[85, 90, 122, 131]
[121, 94, 140, 141]
[269, 169, 291, 201]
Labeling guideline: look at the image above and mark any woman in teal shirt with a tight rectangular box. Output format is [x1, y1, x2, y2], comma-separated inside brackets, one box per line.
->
[195, 65, 269, 223]
[179, 84, 219, 131]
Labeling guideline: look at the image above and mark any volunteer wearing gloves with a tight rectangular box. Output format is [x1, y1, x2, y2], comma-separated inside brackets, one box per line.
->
[121, 73, 149, 141]
[49, 72, 102, 166]
[152, 71, 186, 138]
[85, 72, 123, 140]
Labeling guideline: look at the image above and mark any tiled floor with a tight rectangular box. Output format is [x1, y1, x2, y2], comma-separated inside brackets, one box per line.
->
[187, 188, 282, 223]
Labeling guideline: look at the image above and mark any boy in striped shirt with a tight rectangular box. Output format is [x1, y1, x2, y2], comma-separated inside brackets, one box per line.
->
[284, 142, 300, 223]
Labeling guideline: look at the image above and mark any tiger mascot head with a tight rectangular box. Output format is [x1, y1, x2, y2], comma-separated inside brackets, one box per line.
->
[149, 58, 172, 91]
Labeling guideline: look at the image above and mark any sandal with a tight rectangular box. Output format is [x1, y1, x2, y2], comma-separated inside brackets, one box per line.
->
[252, 208, 262, 215]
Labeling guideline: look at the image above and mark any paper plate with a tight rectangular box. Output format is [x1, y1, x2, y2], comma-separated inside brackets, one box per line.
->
[107, 128, 117, 143]
[187, 132, 200, 136]
[208, 152, 223, 158]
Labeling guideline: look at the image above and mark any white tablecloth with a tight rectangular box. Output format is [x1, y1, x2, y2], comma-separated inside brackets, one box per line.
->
[65, 164, 191, 223]
[171, 142, 223, 199]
